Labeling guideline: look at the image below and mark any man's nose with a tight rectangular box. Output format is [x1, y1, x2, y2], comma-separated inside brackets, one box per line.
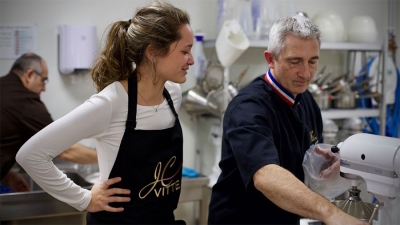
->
[298, 63, 311, 79]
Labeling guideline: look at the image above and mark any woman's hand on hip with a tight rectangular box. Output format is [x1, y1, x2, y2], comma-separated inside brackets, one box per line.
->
[85, 177, 131, 213]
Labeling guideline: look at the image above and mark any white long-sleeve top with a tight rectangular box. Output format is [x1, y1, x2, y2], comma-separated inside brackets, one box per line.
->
[16, 81, 182, 211]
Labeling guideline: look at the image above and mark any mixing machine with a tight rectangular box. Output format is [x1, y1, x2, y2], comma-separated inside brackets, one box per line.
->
[335, 133, 400, 224]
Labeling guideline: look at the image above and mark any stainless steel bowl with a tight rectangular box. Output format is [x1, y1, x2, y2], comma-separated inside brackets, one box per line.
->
[331, 200, 376, 222]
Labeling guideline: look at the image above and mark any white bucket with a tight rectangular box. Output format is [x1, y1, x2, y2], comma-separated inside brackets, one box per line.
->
[215, 20, 250, 68]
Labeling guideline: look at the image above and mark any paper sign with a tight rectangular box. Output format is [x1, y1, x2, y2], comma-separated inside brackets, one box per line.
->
[0, 24, 36, 59]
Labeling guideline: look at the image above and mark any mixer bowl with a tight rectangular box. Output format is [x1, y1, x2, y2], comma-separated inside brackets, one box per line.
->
[331, 200, 377, 222]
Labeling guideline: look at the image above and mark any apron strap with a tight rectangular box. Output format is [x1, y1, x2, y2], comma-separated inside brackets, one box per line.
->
[126, 71, 138, 128]
[163, 88, 178, 119]
[126, 70, 179, 128]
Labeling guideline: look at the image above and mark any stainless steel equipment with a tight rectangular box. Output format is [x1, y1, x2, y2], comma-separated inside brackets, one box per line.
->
[0, 167, 210, 224]
[336, 133, 400, 224]
[322, 119, 339, 145]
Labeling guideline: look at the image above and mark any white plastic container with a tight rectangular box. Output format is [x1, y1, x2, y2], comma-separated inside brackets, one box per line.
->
[193, 33, 208, 82]
[348, 16, 378, 43]
[215, 20, 250, 68]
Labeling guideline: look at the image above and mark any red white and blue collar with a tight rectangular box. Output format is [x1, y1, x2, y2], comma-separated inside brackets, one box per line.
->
[264, 69, 301, 107]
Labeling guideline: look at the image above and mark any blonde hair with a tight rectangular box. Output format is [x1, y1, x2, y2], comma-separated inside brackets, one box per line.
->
[91, 0, 190, 92]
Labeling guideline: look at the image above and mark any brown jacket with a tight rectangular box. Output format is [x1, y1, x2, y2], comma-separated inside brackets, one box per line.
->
[0, 72, 53, 179]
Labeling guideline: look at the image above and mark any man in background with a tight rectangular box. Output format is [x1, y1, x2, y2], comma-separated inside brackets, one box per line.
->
[0, 53, 97, 192]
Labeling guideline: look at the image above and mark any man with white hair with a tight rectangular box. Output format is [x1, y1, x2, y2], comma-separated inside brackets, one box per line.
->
[208, 15, 367, 225]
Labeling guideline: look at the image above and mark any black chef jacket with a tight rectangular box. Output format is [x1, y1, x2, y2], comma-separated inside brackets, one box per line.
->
[208, 73, 323, 224]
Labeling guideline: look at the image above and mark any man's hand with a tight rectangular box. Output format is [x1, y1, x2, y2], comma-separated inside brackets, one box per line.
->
[3, 170, 30, 192]
[314, 144, 340, 179]
[85, 177, 131, 213]
[58, 143, 98, 164]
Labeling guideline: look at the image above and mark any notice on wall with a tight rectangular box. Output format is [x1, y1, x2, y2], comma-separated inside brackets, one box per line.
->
[0, 24, 36, 59]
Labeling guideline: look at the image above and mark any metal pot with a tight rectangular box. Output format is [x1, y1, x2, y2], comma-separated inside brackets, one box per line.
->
[313, 92, 332, 110]
[322, 119, 339, 145]
[332, 88, 378, 109]
[332, 91, 358, 109]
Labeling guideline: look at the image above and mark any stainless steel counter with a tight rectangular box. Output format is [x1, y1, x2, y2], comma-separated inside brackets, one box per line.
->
[0, 169, 209, 224]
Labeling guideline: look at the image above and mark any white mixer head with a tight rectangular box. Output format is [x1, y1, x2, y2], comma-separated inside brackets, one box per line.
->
[337, 133, 400, 198]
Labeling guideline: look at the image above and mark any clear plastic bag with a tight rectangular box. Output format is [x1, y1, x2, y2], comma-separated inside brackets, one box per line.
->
[302, 143, 350, 199]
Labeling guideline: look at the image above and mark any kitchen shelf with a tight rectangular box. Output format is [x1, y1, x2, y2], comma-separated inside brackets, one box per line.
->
[320, 42, 382, 51]
[321, 108, 379, 119]
[203, 38, 385, 134]
[204, 39, 382, 51]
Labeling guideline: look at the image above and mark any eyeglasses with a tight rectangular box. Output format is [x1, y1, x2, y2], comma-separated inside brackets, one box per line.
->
[33, 71, 49, 85]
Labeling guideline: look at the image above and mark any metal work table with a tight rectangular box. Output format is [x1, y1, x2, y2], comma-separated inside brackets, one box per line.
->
[0, 169, 210, 224]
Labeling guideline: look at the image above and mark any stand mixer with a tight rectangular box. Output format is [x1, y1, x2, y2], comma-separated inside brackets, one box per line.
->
[335, 133, 400, 224]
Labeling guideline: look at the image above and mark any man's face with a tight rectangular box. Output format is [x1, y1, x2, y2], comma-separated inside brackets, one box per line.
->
[25, 61, 48, 95]
[265, 34, 320, 97]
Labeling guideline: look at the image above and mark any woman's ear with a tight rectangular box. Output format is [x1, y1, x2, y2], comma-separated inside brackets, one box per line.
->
[264, 51, 275, 69]
[145, 44, 156, 62]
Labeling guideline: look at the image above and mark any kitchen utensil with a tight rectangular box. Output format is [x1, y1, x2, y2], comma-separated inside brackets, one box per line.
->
[313, 11, 346, 42]
[321, 73, 348, 88]
[331, 90, 358, 109]
[182, 85, 210, 115]
[331, 93, 377, 109]
[349, 77, 373, 91]
[206, 89, 232, 116]
[322, 119, 339, 145]
[332, 198, 375, 222]
[311, 84, 343, 110]
[297, 11, 308, 18]
[311, 65, 327, 83]
[312, 92, 332, 110]
[348, 16, 378, 43]
[215, 20, 250, 68]
[227, 84, 239, 98]
[232, 66, 249, 88]
[308, 83, 320, 94]
[313, 15, 339, 42]
[316, 71, 333, 86]
[341, 117, 367, 137]
[202, 62, 224, 93]
[228, 66, 249, 98]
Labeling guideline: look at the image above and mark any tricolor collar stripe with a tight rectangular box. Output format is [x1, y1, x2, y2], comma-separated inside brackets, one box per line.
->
[264, 69, 296, 106]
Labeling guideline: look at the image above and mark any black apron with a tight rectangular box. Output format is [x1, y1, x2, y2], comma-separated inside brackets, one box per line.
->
[87, 72, 184, 224]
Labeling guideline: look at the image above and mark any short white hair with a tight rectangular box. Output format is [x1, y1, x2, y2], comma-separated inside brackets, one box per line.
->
[268, 14, 321, 59]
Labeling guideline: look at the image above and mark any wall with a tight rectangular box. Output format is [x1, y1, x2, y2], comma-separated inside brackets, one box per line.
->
[1, 0, 399, 223]
[0, 0, 219, 170]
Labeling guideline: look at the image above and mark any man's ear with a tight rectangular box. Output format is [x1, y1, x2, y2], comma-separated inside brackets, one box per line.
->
[22, 69, 35, 82]
[264, 51, 275, 69]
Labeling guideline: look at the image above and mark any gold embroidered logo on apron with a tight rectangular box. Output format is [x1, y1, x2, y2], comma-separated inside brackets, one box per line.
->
[139, 156, 181, 199]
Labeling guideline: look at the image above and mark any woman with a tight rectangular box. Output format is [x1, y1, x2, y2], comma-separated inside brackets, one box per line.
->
[16, 1, 194, 224]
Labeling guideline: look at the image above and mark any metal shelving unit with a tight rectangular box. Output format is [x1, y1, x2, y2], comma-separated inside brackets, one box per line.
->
[321, 108, 380, 120]
[204, 39, 385, 127]
[204, 40, 383, 51]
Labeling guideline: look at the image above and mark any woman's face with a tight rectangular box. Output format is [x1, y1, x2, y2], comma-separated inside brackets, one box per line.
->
[155, 24, 194, 84]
